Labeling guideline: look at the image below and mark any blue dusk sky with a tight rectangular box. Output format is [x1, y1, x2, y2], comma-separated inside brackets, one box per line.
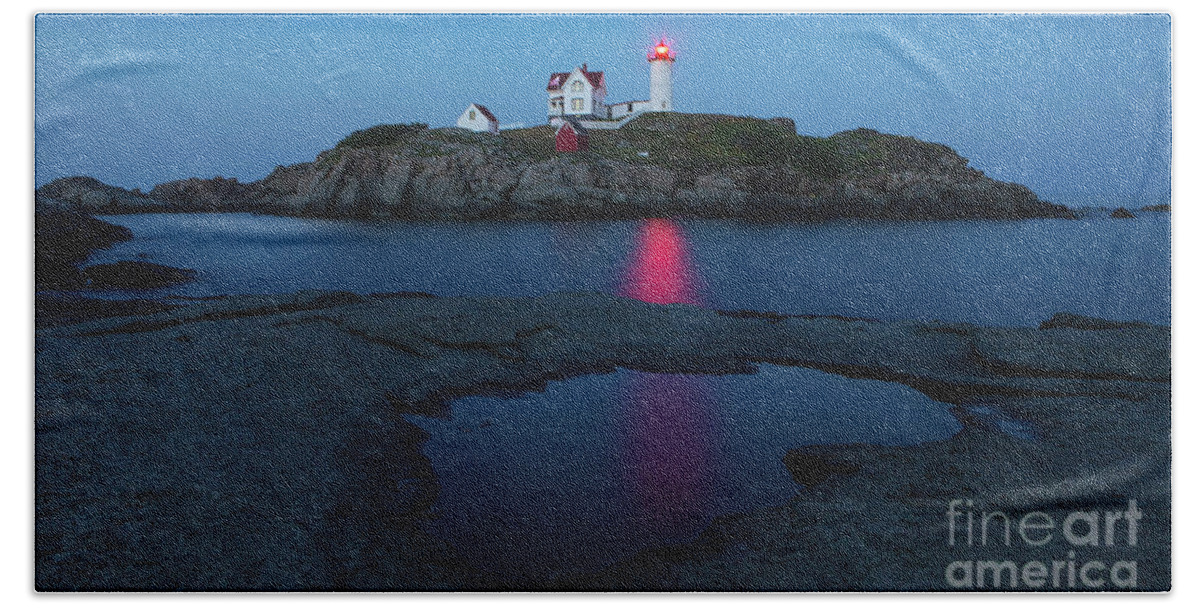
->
[34, 13, 1170, 207]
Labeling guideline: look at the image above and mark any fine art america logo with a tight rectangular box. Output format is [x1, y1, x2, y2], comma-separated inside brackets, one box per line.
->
[944, 499, 1143, 590]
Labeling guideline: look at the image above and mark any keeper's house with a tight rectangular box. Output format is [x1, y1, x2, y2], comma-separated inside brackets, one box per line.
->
[456, 103, 499, 134]
[546, 64, 608, 121]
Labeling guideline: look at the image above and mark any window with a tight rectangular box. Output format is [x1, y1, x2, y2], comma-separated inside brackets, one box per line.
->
[469, 110, 476, 120]
[571, 98, 584, 111]
[571, 81, 584, 92]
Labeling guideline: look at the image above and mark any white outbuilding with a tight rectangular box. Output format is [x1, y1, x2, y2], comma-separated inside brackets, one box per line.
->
[457, 103, 499, 134]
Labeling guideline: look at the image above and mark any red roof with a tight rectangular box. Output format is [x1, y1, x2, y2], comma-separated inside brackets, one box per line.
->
[546, 67, 604, 91]
[471, 104, 497, 122]
[555, 119, 589, 136]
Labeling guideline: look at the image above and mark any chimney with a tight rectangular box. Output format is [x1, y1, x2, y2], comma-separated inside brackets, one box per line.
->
[582, 63, 587, 72]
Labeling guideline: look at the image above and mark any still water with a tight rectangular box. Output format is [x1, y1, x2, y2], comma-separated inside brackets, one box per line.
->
[90, 211, 1169, 580]
[94, 212, 1170, 326]
[419, 365, 961, 582]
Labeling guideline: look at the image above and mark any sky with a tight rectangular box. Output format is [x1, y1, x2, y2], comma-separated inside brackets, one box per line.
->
[34, 13, 1171, 207]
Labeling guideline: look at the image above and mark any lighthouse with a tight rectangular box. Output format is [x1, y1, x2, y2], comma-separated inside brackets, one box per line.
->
[648, 39, 675, 112]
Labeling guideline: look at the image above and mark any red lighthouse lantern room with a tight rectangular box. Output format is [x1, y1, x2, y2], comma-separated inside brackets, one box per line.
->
[648, 39, 675, 61]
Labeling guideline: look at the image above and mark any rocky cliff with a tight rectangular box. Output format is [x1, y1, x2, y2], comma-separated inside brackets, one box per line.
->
[37, 113, 1075, 221]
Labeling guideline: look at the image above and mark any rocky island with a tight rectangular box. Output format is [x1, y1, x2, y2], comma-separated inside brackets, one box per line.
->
[37, 113, 1074, 222]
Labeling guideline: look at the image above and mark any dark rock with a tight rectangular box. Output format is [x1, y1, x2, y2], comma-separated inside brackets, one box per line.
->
[35, 292, 177, 329]
[1141, 203, 1170, 212]
[370, 291, 438, 299]
[1110, 207, 1136, 219]
[34, 204, 133, 289]
[149, 176, 256, 211]
[82, 261, 196, 290]
[716, 309, 793, 322]
[1039, 311, 1155, 331]
[36, 291, 1169, 590]
[36, 176, 168, 213]
[782, 449, 862, 485]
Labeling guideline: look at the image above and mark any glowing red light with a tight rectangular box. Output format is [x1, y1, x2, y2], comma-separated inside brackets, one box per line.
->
[648, 39, 675, 61]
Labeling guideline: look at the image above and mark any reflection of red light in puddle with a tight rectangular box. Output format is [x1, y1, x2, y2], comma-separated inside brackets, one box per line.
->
[623, 373, 713, 529]
[620, 219, 700, 305]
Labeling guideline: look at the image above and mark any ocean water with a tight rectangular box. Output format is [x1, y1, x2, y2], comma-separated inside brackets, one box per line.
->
[92, 212, 1171, 326]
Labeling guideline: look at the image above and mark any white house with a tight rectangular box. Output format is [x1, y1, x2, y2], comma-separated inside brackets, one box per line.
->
[457, 103, 499, 134]
[546, 64, 607, 121]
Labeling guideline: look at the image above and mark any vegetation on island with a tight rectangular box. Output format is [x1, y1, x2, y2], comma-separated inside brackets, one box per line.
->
[334, 122, 431, 150]
[327, 113, 986, 188]
[332, 113, 845, 179]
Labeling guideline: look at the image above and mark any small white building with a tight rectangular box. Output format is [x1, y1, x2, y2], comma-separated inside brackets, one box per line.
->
[456, 103, 499, 134]
[546, 64, 608, 121]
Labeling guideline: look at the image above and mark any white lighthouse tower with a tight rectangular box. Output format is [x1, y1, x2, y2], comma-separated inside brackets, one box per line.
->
[647, 39, 675, 112]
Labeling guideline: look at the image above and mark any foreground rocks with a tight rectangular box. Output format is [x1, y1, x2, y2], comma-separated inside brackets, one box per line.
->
[35, 195, 197, 292]
[36, 291, 1169, 590]
[34, 198, 133, 289]
[81, 261, 197, 290]
[36, 114, 1076, 221]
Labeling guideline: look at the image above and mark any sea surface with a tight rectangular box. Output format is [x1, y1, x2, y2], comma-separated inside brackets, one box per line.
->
[89, 211, 1171, 581]
[93, 212, 1171, 326]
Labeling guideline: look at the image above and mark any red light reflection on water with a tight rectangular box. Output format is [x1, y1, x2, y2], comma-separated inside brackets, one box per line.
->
[621, 373, 713, 529]
[619, 219, 714, 534]
[619, 218, 700, 305]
